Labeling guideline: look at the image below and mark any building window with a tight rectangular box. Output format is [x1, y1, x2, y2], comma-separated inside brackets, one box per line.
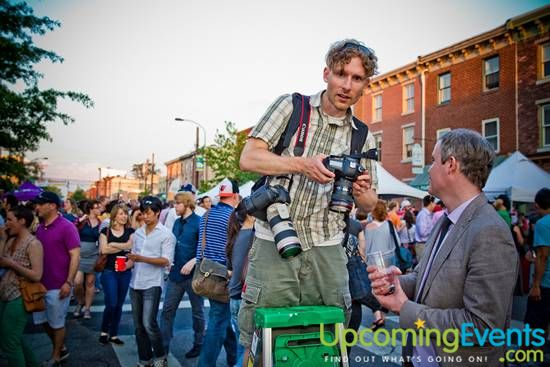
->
[403, 83, 414, 113]
[438, 73, 451, 104]
[542, 43, 550, 80]
[373, 94, 382, 122]
[436, 128, 451, 140]
[373, 132, 382, 161]
[402, 125, 415, 160]
[484, 56, 499, 90]
[482, 118, 500, 152]
[542, 104, 550, 147]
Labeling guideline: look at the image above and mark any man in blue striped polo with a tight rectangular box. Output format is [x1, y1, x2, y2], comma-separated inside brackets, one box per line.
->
[196, 179, 239, 367]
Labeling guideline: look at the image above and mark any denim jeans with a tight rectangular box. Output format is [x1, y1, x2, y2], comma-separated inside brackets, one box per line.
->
[130, 287, 165, 364]
[160, 278, 205, 352]
[100, 269, 131, 336]
[230, 298, 244, 367]
[198, 299, 237, 367]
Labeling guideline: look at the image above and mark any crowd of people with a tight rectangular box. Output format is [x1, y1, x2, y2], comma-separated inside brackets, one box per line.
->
[0, 38, 548, 367]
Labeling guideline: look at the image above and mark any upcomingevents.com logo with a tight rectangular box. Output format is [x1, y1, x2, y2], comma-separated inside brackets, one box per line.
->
[320, 320, 545, 365]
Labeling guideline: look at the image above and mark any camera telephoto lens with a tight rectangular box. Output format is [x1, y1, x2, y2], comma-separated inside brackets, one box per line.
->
[266, 203, 302, 258]
[329, 177, 355, 213]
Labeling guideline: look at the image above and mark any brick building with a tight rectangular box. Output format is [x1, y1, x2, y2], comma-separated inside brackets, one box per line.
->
[355, 5, 550, 182]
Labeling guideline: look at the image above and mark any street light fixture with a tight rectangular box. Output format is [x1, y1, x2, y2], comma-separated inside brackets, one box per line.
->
[174, 117, 207, 188]
[97, 166, 111, 199]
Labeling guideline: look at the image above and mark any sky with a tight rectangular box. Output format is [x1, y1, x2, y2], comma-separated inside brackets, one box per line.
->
[24, 0, 549, 183]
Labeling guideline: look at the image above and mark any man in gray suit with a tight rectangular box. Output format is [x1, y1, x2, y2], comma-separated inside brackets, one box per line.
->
[369, 129, 518, 367]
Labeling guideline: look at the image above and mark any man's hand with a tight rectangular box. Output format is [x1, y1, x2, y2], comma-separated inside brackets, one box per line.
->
[301, 154, 334, 184]
[127, 253, 143, 263]
[368, 265, 408, 314]
[529, 284, 542, 301]
[352, 172, 372, 197]
[59, 282, 71, 299]
[180, 258, 197, 275]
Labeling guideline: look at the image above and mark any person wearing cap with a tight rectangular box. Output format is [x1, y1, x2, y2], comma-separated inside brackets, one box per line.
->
[127, 196, 175, 367]
[238, 39, 379, 359]
[164, 183, 205, 232]
[196, 178, 239, 367]
[32, 191, 81, 366]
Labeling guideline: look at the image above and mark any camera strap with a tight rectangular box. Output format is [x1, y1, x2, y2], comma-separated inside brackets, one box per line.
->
[292, 94, 311, 157]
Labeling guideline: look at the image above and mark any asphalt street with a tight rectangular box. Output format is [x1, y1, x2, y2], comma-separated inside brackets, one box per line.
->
[1, 290, 546, 367]
[0, 288, 401, 367]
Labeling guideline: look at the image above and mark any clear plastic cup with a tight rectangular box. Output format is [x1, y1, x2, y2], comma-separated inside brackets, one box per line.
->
[366, 250, 395, 294]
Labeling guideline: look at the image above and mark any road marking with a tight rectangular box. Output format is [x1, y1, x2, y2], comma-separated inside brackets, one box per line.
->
[71, 299, 211, 313]
[112, 335, 182, 367]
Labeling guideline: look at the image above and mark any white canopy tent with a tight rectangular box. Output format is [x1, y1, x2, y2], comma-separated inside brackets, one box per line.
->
[375, 162, 429, 199]
[483, 151, 550, 203]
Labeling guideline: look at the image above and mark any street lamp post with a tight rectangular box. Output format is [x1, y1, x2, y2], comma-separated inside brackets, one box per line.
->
[97, 166, 111, 199]
[174, 118, 207, 189]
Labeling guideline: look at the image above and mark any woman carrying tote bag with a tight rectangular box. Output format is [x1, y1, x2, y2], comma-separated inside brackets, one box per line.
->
[0, 205, 44, 367]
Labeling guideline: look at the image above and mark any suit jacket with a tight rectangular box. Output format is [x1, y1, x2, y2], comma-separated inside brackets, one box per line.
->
[400, 193, 518, 367]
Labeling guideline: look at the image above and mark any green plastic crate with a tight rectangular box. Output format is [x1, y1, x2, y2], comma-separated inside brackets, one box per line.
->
[254, 306, 345, 329]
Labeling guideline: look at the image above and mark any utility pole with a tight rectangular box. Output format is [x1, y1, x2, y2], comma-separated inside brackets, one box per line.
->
[195, 126, 199, 188]
[151, 153, 155, 194]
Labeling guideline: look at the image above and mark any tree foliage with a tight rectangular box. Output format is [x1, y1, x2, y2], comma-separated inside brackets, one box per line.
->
[71, 187, 86, 202]
[0, 0, 93, 191]
[200, 121, 259, 191]
[41, 184, 61, 198]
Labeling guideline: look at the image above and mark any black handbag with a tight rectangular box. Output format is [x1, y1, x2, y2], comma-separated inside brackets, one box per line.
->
[191, 210, 230, 303]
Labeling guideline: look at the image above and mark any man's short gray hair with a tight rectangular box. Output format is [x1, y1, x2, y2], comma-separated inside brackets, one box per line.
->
[438, 129, 495, 190]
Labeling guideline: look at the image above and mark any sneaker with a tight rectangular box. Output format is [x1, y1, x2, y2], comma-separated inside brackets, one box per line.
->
[99, 333, 109, 345]
[42, 359, 61, 367]
[153, 358, 167, 367]
[83, 308, 92, 319]
[73, 304, 83, 318]
[109, 336, 124, 346]
[185, 344, 201, 358]
[59, 348, 70, 361]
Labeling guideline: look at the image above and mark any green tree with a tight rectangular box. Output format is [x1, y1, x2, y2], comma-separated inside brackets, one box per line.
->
[0, 1, 93, 191]
[200, 121, 259, 191]
[71, 187, 86, 202]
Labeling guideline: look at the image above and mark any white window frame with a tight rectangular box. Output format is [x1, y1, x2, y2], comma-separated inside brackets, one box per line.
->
[542, 43, 550, 80]
[403, 83, 414, 114]
[483, 55, 500, 90]
[402, 123, 415, 161]
[373, 94, 383, 122]
[373, 131, 383, 161]
[438, 73, 451, 104]
[482, 118, 500, 153]
[542, 103, 550, 148]
[436, 128, 451, 140]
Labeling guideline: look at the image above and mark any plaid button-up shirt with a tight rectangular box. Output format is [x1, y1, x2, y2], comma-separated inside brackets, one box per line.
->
[249, 90, 378, 250]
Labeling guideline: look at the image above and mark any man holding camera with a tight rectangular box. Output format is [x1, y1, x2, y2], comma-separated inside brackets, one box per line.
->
[238, 39, 379, 356]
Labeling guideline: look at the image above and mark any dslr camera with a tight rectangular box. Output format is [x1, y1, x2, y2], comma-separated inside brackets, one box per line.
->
[322, 148, 378, 214]
[242, 184, 302, 259]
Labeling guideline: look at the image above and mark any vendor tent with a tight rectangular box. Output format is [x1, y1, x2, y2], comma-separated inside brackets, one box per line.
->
[375, 162, 429, 199]
[483, 151, 550, 203]
[12, 181, 43, 201]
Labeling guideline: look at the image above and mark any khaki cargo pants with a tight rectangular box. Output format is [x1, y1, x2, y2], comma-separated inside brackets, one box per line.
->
[237, 236, 351, 347]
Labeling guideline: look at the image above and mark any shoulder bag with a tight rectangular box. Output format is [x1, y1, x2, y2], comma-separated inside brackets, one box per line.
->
[388, 221, 413, 272]
[93, 228, 109, 272]
[192, 210, 230, 303]
[17, 238, 47, 312]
